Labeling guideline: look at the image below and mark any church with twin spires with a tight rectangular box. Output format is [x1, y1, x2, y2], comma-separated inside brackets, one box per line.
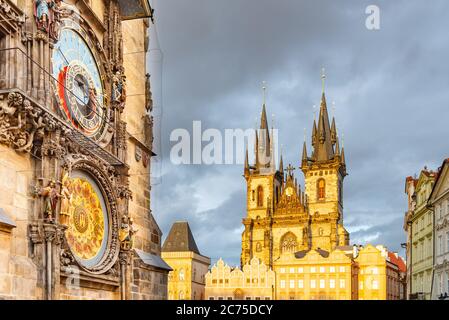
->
[205, 78, 405, 300]
[241, 83, 349, 268]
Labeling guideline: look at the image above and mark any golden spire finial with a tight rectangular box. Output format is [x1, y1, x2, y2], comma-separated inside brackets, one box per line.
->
[321, 67, 326, 93]
[262, 81, 267, 105]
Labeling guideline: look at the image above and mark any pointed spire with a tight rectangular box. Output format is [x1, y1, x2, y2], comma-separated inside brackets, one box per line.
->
[335, 136, 340, 157]
[302, 141, 308, 164]
[341, 147, 346, 166]
[279, 152, 284, 175]
[312, 119, 317, 146]
[254, 130, 259, 168]
[331, 117, 337, 145]
[244, 147, 249, 176]
[311, 71, 334, 162]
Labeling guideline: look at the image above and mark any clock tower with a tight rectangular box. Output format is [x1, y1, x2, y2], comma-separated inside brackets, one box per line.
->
[0, 0, 170, 300]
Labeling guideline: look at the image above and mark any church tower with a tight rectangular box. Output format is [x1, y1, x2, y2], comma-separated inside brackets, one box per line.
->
[241, 98, 282, 267]
[242, 85, 309, 267]
[301, 73, 349, 252]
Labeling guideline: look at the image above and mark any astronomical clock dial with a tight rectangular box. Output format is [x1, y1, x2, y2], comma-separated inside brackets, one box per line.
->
[61, 171, 109, 268]
[52, 26, 107, 140]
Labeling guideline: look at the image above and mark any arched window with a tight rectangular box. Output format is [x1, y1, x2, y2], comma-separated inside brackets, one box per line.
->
[280, 232, 297, 253]
[257, 186, 264, 207]
[317, 179, 326, 200]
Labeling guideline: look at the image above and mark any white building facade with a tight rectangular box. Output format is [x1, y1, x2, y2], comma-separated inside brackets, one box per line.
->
[430, 159, 449, 300]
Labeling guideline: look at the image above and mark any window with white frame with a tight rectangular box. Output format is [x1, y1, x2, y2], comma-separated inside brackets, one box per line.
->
[289, 268, 295, 274]
[320, 279, 325, 289]
[330, 266, 335, 273]
[372, 280, 379, 290]
[298, 267, 303, 273]
[310, 267, 316, 273]
[310, 279, 316, 289]
[280, 280, 286, 288]
[329, 279, 335, 289]
[280, 268, 286, 274]
[319, 266, 325, 273]
[446, 232, 449, 253]
[372, 267, 378, 275]
[290, 280, 295, 289]
[298, 279, 304, 289]
[340, 279, 345, 289]
[339, 266, 345, 273]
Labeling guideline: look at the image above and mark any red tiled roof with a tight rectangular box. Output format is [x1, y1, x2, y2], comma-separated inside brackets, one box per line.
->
[388, 252, 406, 272]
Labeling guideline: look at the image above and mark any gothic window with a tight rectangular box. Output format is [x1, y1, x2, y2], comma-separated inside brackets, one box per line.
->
[252, 190, 255, 201]
[318, 228, 324, 236]
[256, 242, 262, 252]
[317, 179, 326, 200]
[280, 232, 297, 253]
[257, 186, 264, 207]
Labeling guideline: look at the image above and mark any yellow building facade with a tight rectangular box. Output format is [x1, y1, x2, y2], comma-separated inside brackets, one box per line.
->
[274, 249, 357, 300]
[162, 222, 210, 300]
[205, 258, 275, 300]
[404, 169, 436, 299]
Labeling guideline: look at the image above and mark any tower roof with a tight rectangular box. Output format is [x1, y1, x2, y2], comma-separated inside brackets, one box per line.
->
[162, 221, 200, 254]
[313, 92, 335, 162]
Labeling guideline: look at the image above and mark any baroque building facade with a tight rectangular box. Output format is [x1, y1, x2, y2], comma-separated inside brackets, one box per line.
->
[205, 80, 406, 300]
[429, 158, 449, 300]
[162, 221, 210, 300]
[0, 0, 171, 300]
[205, 257, 275, 300]
[404, 168, 436, 300]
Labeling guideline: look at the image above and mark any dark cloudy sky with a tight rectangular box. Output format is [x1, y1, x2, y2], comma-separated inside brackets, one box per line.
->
[148, 0, 449, 266]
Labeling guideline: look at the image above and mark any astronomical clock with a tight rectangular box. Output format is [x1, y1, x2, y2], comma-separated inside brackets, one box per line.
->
[0, 0, 167, 300]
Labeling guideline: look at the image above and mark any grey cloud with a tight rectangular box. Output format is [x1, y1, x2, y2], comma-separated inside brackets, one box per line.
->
[149, 0, 449, 264]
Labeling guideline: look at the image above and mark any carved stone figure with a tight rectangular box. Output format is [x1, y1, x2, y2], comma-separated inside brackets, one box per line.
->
[40, 179, 61, 223]
[119, 215, 137, 250]
[112, 71, 127, 110]
[35, 0, 54, 32]
[59, 173, 72, 226]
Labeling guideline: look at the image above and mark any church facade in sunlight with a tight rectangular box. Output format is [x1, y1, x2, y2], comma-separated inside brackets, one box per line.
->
[205, 80, 406, 300]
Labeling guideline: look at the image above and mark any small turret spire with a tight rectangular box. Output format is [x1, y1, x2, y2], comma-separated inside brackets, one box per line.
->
[302, 141, 308, 164]
[335, 136, 340, 157]
[244, 147, 249, 176]
[279, 149, 284, 175]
